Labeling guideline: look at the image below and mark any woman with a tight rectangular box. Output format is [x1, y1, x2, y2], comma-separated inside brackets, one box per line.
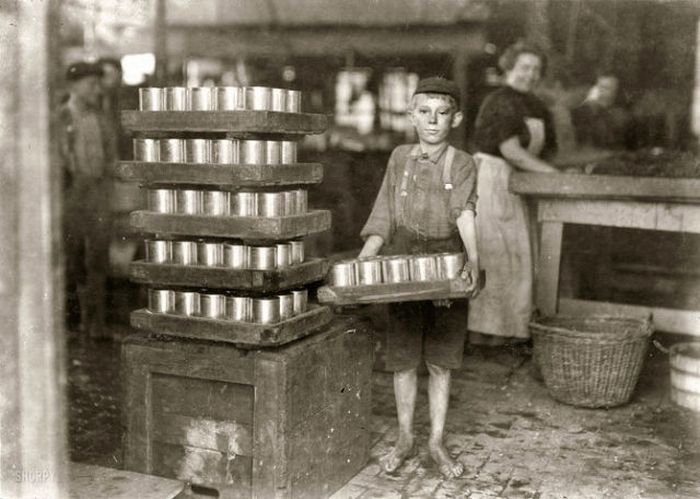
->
[469, 41, 559, 346]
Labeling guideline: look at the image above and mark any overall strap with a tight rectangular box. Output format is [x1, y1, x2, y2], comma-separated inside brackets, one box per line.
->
[442, 145, 455, 190]
[399, 145, 421, 197]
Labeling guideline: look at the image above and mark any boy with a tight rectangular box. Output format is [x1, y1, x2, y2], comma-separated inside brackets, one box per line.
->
[359, 77, 480, 478]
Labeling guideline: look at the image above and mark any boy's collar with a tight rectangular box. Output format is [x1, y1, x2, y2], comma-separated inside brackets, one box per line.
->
[409, 142, 449, 164]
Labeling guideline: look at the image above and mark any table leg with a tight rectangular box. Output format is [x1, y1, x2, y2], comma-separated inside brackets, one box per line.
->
[536, 221, 564, 316]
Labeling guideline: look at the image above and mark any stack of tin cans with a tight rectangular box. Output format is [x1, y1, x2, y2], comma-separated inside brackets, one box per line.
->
[146, 188, 308, 217]
[145, 239, 305, 269]
[329, 253, 465, 287]
[139, 86, 302, 113]
[133, 138, 298, 164]
[148, 288, 309, 324]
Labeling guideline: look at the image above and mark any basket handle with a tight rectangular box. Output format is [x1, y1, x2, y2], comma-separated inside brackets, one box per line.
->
[652, 339, 670, 355]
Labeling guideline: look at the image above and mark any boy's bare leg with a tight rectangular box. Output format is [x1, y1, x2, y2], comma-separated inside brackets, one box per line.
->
[426, 362, 464, 478]
[380, 367, 417, 473]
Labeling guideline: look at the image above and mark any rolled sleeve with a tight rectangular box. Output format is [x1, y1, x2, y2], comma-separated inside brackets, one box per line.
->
[449, 152, 478, 221]
[360, 152, 397, 243]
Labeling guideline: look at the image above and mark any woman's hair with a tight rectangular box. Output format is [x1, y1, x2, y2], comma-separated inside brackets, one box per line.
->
[498, 40, 548, 76]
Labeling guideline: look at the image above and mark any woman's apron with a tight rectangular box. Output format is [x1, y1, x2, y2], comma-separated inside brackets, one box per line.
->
[468, 118, 544, 339]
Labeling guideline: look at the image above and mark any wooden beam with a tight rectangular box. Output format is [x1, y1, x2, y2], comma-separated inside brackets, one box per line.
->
[536, 222, 564, 316]
[1, 1, 67, 498]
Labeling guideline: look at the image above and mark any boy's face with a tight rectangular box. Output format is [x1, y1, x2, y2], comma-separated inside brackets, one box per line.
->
[408, 94, 463, 146]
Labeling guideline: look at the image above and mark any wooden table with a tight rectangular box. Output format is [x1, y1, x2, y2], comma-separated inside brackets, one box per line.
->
[510, 172, 700, 337]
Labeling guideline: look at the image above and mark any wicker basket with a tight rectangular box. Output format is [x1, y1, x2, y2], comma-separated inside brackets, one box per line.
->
[530, 315, 652, 408]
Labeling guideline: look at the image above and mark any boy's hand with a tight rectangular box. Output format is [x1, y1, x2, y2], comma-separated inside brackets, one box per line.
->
[460, 261, 482, 298]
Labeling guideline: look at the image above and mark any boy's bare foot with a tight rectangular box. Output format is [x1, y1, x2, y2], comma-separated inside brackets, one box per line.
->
[429, 441, 464, 478]
[380, 435, 415, 473]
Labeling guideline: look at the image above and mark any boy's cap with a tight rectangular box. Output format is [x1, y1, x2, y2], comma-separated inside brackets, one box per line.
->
[66, 62, 104, 82]
[413, 77, 461, 106]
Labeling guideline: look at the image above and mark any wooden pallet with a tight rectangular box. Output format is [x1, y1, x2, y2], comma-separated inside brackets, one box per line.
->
[129, 210, 331, 241]
[122, 316, 372, 499]
[317, 272, 485, 306]
[129, 258, 329, 292]
[122, 111, 328, 135]
[115, 162, 324, 187]
[130, 305, 333, 348]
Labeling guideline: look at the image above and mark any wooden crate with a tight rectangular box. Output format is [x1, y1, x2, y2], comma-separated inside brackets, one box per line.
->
[115, 162, 324, 188]
[129, 258, 329, 292]
[122, 316, 373, 499]
[129, 305, 333, 348]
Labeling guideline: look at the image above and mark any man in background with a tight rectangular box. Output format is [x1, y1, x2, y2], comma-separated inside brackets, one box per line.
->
[57, 61, 117, 338]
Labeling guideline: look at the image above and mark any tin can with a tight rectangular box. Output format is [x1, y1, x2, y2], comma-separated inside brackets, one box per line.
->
[214, 86, 245, 111]
[282, 191, 296, 216]
[270, 88, 287, 112]
[265, 141, 281, 164]
[145, 239, 172, 263]
[258, 192, 283, 217]
[382, 257, 410, 284]
[438, 252, 464, 280]
[281, 141, 297, 163]
[286, 90, 302, 113]
[139, 88, 163, 111]
[211, 139, 238, 164]
[164, 87, 187, 111]
[233, 192, 257, 216]
[246, 86, 271, 111]
[187, 87, 212, 111]
[224, 243, 248, 269]
[275, 243, 292, 268]
[249, 246, 276, 270]
[133, 138, 160, 162]
[277, 293, 294, 320]
[290, 240, 304, 264]
[227, 295, 252, 322]
[172, 241, 198, 265]
[202, 190, 230, 216]
[184, 138, 210, 163]
[197, 241, 223, 266]
[147, 189, 175, 213]
[291, 289, 308, 315]
[253, 297, 280, 324]
[357, 258, 383, 285]
[175, 291, 200, 316]
[148, 289, 174, 313]
[410, 255, 438, 282]
[295, 189, 308, 214]
[330, 261, 356, 287]
[160, 139, 184, 163]
[176, 189, 203, 215]
[240, 140, 266, 164]
[200, 293, 226, 319]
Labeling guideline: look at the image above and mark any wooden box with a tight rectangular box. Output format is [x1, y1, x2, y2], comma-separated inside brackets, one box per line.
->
[122, 316, 373, 499]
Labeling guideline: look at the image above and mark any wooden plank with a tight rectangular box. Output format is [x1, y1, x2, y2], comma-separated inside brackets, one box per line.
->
[121, 335, 256, 385]
[129, 257, 329, 292]
[558, 298, 700, 337]
[151, 441, 252, 492]
[511, 172, 700, 204]
[150, 374, 254, 424]
[130, 209, 331, 240]
[122, 110, 328, 135]
[151, 413, 252, 457]
[116, 161, 324, 187]
[536, 221, 564, 316]
[537, 199, 700, 234]
[69, 462, 184, 499]
[317, 272, 485, 306]
[130, 305, 333, 347]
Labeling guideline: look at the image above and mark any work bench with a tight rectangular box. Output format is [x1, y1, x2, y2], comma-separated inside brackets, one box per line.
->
[511, 172, 700, 337]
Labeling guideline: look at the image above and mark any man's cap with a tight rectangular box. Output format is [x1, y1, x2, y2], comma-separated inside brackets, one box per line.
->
[413, 77, 460, 106]
[66, 62, 104, 82]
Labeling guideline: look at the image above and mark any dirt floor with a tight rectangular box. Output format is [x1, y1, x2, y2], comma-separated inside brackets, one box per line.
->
[67, 316, 700, 499]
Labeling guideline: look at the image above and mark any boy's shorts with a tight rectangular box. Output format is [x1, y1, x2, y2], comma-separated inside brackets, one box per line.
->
[385, 301, 467, 371]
